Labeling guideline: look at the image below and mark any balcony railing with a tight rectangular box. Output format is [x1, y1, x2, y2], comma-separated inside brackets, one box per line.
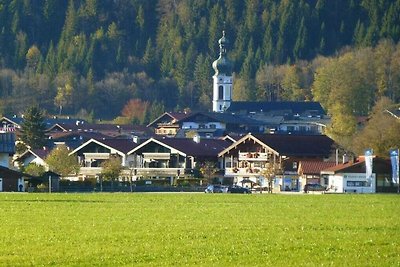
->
[225, 167, 262, 176]
[78, 167, 185, 177]
[238, 152, 269, 161]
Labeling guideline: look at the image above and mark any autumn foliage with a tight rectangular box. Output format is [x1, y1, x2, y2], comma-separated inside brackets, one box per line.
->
[121, 99, 149, 124]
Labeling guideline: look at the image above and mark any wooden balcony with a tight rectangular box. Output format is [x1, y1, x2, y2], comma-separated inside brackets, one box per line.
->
[238, 152, 269, 161]
[225, 167, 263, 176]
[78, 167, 185, 177]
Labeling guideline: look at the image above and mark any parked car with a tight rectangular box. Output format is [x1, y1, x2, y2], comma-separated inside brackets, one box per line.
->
[205, 185, 228, 193]
[304, 184, 326, 193]
[228, 186, 251, 194]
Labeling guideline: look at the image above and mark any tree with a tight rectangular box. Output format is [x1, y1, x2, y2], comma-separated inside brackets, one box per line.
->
[121, 99, 149, 125]
[45, 145, 80, 177]
[260, 160, 283, 194]
[199, 161, 219, 184]
[20, 105, 46, 149]
[100, 155, 123, 191]
[26, 45, 42, 71]
[54, 83, 73, 115]
[352, 97, 400, 157]
[24, 163, 46, 177]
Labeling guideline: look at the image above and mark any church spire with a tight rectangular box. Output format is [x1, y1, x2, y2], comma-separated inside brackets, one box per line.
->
[212, 31, 233, 113]
[212, 31, 233, 76]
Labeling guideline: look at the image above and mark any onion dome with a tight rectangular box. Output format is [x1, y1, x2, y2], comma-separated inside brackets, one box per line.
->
[212, 31, 233, 76]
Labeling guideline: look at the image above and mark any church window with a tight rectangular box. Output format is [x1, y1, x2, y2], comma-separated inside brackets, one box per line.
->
[218, 85, 223, 99]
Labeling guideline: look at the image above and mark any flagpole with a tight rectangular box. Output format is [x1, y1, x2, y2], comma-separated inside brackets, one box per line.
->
[397, 149, 399, 194]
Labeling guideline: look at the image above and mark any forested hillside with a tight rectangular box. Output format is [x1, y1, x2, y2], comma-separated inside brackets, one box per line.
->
[0, 0, 399, 124]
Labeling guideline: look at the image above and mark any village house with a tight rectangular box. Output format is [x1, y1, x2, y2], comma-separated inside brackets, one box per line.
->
[297, 161, 337, 190]
[321, 157, 394, 193]
[0, 131, 34, 192]
[218, 133, 336, 191]
[147, 112, 190, 137]
[69, 137, 141, 180]
[126, 136, 229, 184]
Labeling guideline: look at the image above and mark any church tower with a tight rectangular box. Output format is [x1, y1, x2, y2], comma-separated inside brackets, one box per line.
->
[212, 31, 233, 112]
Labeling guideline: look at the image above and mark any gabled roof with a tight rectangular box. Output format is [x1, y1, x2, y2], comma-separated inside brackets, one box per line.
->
[147, 112, 191, 127]
[15, 148, 51, 162]
[128, 137, 230, 158]
[322, 157, 392, 175]
[0, 166, 35, 179]
[222, 135, 240, 143]
[69, 138, 141, 156]
[0, 116, 23, 127]
[219, 133, 334, 158]
[252, 134, 334, 157]
[227, 101, 326, 115]
[160, 138, 230, 157]
[48, 131, 110, 141]
[298, 161, 337, 175]
[47, 122, 153, 138]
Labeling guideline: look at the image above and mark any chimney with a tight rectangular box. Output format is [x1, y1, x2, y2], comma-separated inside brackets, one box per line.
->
[132, 135, 140, 143]
[193, 135, 200, 143]
[342, 154, 348, 163]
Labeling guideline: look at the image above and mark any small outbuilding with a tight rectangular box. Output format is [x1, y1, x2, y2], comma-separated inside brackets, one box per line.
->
[0, 166, 35, 192]
[321, 157, 393, 193]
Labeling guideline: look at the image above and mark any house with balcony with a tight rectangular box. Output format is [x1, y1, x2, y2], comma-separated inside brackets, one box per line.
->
[126, 136, 230, 184]
[218, 133, 335, 191]
[226, 101, 329, 135]
[147, 112, 190, 136]
[69, 138, 142, 179]
[177, 111, 264, 138]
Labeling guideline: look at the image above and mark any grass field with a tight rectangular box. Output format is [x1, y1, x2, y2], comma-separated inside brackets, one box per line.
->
[0, 193, 399, 266]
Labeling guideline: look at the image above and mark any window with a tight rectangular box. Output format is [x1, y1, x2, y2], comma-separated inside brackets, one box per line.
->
[292, 162, 297, 169]
[218, 85, 224, 99]
[347, 181, 368, 187]
[299, 126, 307, 132]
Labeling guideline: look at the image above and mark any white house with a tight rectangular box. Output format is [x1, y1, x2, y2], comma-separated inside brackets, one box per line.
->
[321, 158, 383, 193]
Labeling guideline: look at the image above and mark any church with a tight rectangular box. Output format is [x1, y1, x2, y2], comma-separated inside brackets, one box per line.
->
[211, 31, 329, 135]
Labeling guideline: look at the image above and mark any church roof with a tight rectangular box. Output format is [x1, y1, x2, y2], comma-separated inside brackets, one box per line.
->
[227, 101, 326, 116]
[212, 31, 233, 76]
[179, 111, 263, 125]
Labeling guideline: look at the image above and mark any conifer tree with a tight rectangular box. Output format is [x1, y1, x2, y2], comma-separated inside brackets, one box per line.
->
[20, 105, 46, 149]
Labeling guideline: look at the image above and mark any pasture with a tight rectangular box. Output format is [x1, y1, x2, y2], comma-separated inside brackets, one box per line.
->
[0, 193, 399, 266]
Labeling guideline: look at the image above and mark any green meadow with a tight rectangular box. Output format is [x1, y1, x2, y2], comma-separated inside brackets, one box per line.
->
[0, 193, 399, 266]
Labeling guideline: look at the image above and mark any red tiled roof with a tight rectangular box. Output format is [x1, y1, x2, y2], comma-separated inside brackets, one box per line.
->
[322, 158, 365, 173]
[298, 161, 337, 175]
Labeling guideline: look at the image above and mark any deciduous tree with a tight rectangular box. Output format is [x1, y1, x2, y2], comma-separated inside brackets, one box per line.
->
[45, 145, 80, 177]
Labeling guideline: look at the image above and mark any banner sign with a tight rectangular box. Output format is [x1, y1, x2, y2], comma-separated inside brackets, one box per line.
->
[364, 149, 373, 184]
[390, 149, 399, 184]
